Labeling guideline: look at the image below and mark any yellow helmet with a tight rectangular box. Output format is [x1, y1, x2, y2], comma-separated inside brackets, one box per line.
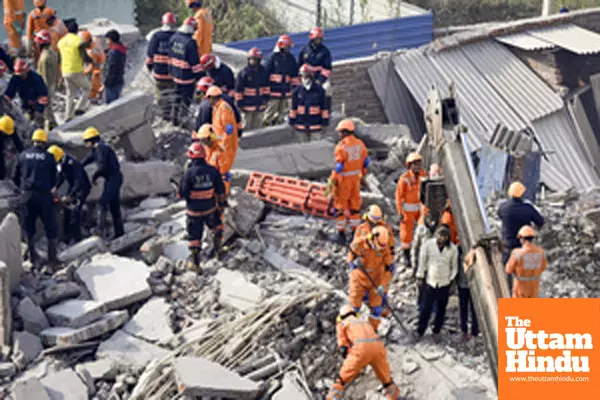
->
[0, 115, 15, 135]
[336, 304, 357, 323]
[47, 145, 65, 163]
[517, 225, 536, 239]
[32, 129, 48, 143]
[366, 204, 383, 222]
[508, 181, 526, 199]
[195, 123, 216, 141]
[82, 127, 100, 141]
[405, 152, 423, 166]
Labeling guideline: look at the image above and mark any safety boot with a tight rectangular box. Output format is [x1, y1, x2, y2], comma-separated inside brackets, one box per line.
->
[403, 249, 412, 269]
[335, 231, 347, 246]
[186, 247, 202, 273]
[47, 239, 60, 269]
[96, 209, 109, 240]
[27, 236, 41, 269]
[210, 233, 224, 261]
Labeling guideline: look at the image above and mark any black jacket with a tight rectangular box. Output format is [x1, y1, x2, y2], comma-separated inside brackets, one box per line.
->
[178, 159, 225, 213]
[12, 146, 57, 192]
[103, 42, 127, 88]
[0, 131, 24, 179]
[82, 141, 121, 182]
[498, 198, 545, 249]
[57, 154, 92, 198]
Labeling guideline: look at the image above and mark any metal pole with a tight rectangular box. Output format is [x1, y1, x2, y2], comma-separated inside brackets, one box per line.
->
[316, 0, 322, 26]
[542, 0, 552, 16]
[350, 0, 355, 25]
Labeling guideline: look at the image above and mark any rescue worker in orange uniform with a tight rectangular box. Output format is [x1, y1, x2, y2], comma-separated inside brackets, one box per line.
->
[347, 226, 392, 332]
[355, 205, 396, 318]
[48, 14, 66, 52]
[206, 86, 238, 176]
[4, 0, 25, 56]
[325, 119, 369, 244]
[80, 30, 106, 103]
[505, 226, 547, 298]
[193, 123, 231, 194]
[396, 152, 427, 268]
[326, 305, 401, 400]
[26, 0, 56, 56]
[187, 0, 213, 59]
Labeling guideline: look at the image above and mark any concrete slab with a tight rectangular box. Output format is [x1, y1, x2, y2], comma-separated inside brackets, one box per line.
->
[40, 310, 128, 347]
[0, 261, 11, 348]
[12, 378, 51, 400]
[0, 212, 23, 291]
[157, 214, 187, 236]
[80, 19, 141, 48]
[272, 371, 312, 400]
[45, 300, 106, 329]
[119, 122, 156, 161]
[107, 225, 157, 254]
[87, 161, 180, 203]
[97, 330, 169, 371]
[0, 182, 20, 223]
[12, 331, 42, 368]
[77, 358, 118, 381]
[17, 297, 49, 335]
[0, 362, 16, 378]
[123, 298, 173, 344]
[228, 189, 265, 236]
[40, 368, 89, 400]
[139, 197, 169, 210]
[233, 140, 336, 179]
[175, 356, 261, 399]
[38, 282, 82, 308]
[76, 254, 152, 311]
[57, 237, 106, 264]
[215, 269, 263, 311]
[126, 209, 170, 223]
[162, 241, 190, 261]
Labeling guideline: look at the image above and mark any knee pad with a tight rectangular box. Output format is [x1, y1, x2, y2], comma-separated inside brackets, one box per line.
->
[371, 306, 383, 318]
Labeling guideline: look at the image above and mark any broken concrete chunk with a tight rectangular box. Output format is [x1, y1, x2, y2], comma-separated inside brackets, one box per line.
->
[272, 371, 312, 400]
[58, 236, 106, 264]
[74, 364, 95, 396]
[80, 19, 141, 48]
[140, 236, 169, 265]
[17, 297, 49, 335]
[97, 330, 169, 371]
[45, 300, 106, 329]
[157, 214, 187, 237]
[38, 282, 82, 308]
[40, 368, 89, 400]
[0, 212, 23, 291]
[215, 269, 263, 311]
[401, 357, 420, 375]
[40, 310, 128, 347]
[162, 241, 190, 261]
[12, 331, 43, 368]
[76, 254, 152, 311]
[175, 356, 261, 399]
[229, 189, 265, 236]
[107, 225, 157, 254]
[119, 122, 156, 160]
[123, 298, 174, 344]
[0, 361, 16, 378]
[12, 378, 51, 400]
[139, 197, 169, 210]
[77, 358, 118, 381]
[0, 262, 11, 348]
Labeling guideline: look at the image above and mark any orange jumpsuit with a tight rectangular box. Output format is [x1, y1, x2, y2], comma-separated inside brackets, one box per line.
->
[193, 8, 213, 58]
[205, 141, 230, 194]
[212, 98, 238, 172]
[85, 38, 106, 100]
[4, 0, 25, 55]
[395, 169, 427, 250]
[26, 6, 55, 41]
[330, 135, 368, 233]
[347, 236, 392, 331]
[505, 242, 547, 298]
[441, 207, 460, 246]
[326, 317, 400, 400]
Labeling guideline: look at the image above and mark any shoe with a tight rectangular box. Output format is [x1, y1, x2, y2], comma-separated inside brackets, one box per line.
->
[432, 332, 442, 344]
[335, 231, 346, 245]
[47, 239, 60, 269]
[74, 110, 85, 116]
[27, 237, 41, 269]
[460, 332, 470, 343]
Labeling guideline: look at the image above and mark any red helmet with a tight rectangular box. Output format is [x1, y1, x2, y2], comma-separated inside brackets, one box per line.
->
[200, 54, 216, 70]
[184, 16, 198, 30]
[0, 61, 7, 75]
[299, 64, 314, 76]
[14, 59, 29, 75]
[309, 27, 324, 40]
[196, 76, 215, 93]
[34, 30, 51, 45]
[248, 47, 262, 60]
[187, 142, 206, 160]
[277, 34, 293, 48]
[162, 12, 177, 26]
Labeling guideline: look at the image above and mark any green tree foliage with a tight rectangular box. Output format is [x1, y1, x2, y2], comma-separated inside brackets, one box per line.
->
[135, 0, 284, 42]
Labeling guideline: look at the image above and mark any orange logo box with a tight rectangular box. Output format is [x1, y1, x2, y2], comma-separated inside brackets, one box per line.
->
[498, 298, 600, 400]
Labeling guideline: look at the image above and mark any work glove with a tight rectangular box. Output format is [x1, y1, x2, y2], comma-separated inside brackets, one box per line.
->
[225, 124, 234, 135]
[324, 178, 335, 198]
[349, 258, 363, 270]
[376, 285, 385, 298]
[223, 171, 231, 182]
[340, 346, 348, 359]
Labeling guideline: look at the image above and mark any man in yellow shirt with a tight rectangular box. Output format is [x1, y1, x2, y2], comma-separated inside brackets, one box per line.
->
[57, 20, 91, 121]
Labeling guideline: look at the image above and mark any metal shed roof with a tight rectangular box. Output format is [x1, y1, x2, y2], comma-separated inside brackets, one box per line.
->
[528, 23, 600, 55]
[495, 33, 555, 51]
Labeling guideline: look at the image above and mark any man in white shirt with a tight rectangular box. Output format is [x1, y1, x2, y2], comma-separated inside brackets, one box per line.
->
[415, 224, 458, 341]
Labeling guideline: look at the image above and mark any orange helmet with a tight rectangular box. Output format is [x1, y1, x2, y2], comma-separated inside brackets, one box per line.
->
[371, 226, 389, 249]
[508, 181, 526, 199]
[34, 30, 51, 45]
[248, 47, 263, 59]
[405, 152, 423, 166]
[14, 59, 29, 75]
[196, 76, 215, 93]
[517, 225, 536, 239]
[206, 86, 222, 98]
[79, 30, 92, 44]
[336, 119, 355, 133]
[33, 0, 46, 7]
[366, 205, 383, 223]
[309, 27, 324, 40]
[277, 35, 293, 48]
[200, 54, 217, 70]
[299, 64, 314, 76]
[187, 142, 206, 159]
[194, 124, 215, 141]
[162, 12, 177, 26]
[183, 16, 198, 30]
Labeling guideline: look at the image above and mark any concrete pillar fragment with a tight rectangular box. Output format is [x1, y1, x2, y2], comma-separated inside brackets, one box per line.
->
[0, 262, 12, 349]
[0, 213, 23, 292]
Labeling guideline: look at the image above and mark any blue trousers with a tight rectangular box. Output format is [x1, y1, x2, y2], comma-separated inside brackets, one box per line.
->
[104, 83, 124, 105]
[187, 211, 222, 247]
[100, 174, 124, 237]
[21, 191, 57, 240]
[63, 190, 89, 242]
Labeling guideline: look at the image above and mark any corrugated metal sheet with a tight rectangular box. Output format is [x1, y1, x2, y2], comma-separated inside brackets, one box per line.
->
[463, 41, 563, 122]
[495, 33, 555, 51]
[477, 144, 508, 202]
[368, 56, 426, 139]
[529, 24, 600, 55]
[532, 109, 599, 191]
[226, 14, 433, 62]
[567, 93, 600, 174]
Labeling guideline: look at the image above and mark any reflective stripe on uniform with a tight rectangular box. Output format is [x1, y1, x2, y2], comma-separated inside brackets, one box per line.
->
[401, 241, 412, 250]
[339, 170, 361, 177]
[190, 189, 214, 200]
[187, 207, 216, 217]
[513, 275, 541, 282]
[354, 337, 381, 344]
[403, 203, 420, 212]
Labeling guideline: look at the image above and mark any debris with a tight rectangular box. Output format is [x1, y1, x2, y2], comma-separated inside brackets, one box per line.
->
[17, 297, 49, 335]
[0, 361, 16, 378]
[74, 364, 96, 396]
[140, 197, 169, 210]
[97, 330, 169, 371]
[119, 122, 156, 160]
[57, 236, 106, 264]
[215, 269, 264, 312]
[45, 300, 106, 329]
[107, 225, 157, 254]
[37, 282, 82, 308]
[12, 331, 43, 369]
[77, 358, 119, 381]
[174, 356, 261, 399]
[272, 371, 312, 400]
[227, 188, 266, 236]
[76, 254, 152, 311]
[0, 212, 23, 291]
[401, 358, 420, 375]
[244, 359, 290, 381]
[0, 182, 20, 222]
[123, 298, 174, 344]
[162, 241, 190, 261]
[40, 368, 89, 400]
[12, 377, 51, 400]
[0, 262, 10, 348]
